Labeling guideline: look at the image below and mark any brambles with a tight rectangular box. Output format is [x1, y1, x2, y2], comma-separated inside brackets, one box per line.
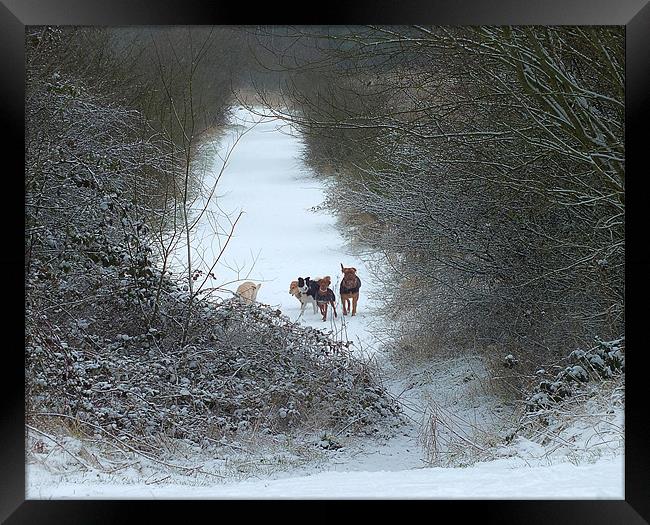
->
[27, 298, 403, 451]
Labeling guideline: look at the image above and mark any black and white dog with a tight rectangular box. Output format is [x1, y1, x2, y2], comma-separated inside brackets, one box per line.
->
[289, 276, 318, 316]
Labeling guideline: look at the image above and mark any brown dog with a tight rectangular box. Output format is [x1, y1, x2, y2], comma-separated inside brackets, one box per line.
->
[315, 276, 337, 321]
[340, 264, 361, 316]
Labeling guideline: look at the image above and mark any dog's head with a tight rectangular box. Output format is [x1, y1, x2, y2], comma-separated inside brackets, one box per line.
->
[341, 263, 357, 279]
[319, 276, 332, 289]
[290, 280, 307, 296]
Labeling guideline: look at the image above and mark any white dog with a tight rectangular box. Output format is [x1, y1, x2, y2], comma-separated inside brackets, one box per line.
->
[289, 278, 318, 316]
[236, 281, 262, 304]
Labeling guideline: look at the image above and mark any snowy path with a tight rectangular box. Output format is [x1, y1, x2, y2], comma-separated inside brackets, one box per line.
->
[26, 106, 624, 499]
[168, 106, 449, 472]
[169, 106, 380, 350]
[170, 106, 430, 472]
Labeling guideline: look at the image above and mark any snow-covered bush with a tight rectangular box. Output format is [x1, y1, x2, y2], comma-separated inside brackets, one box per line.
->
[525, 337, 624, 412]
[475, 338, 626, 467]
[568, 337, 625, 379]
[27, 299, 402, 450]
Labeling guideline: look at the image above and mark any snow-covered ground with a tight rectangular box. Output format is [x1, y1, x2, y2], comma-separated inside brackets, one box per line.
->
[27, 455, 623, 499]
[26, 106, 624, 499]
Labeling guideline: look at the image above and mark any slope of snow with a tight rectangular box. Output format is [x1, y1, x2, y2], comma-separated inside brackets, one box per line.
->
[26, 106, 624, 500]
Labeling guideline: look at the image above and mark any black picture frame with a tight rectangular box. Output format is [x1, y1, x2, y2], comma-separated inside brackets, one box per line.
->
[3, 0, 648, 522]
